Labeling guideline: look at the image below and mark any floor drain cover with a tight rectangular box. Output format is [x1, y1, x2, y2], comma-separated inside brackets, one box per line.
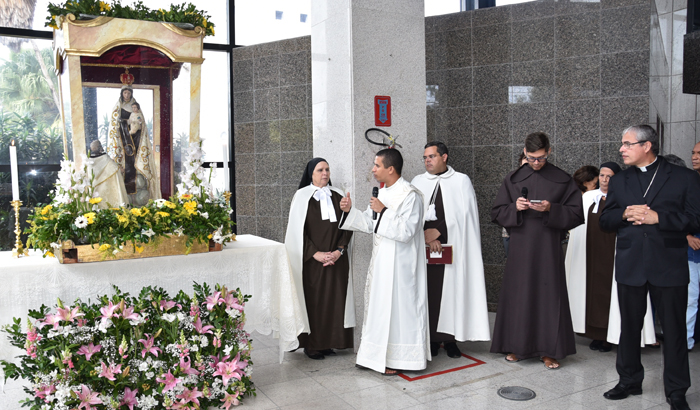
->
[497, 386, 536, 401]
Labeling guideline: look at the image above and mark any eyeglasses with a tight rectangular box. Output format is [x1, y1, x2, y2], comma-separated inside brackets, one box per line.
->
[422, 154, 439, 162]
[621, 141, 645, 149]
[525, 155, 548, 163]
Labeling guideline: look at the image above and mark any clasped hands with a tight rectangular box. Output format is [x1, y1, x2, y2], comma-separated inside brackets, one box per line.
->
[425, 228, 442, 253]
[623, 205, 659, 225]
[339, 192, 386, 214]
[314, 250, 342, 267]
[516, 197, 551, 212]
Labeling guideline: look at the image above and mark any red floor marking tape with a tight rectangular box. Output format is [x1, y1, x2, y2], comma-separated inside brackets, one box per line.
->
[398, 354, 486, 381]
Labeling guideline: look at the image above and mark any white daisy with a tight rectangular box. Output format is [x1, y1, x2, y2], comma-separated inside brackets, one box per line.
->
[200, 212, 209, 219]
[141, 228, 156, 238]
[74, 215, 88, 229]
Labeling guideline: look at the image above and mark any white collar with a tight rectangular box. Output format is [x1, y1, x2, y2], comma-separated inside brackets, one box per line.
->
[637, 156, 658, 172]
[311, 184, 337, 222]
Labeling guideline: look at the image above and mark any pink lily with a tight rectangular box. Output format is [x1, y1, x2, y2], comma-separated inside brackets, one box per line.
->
[38, 313, 61, 329]
[222, 292, 244, 312]
[179, 356, 200, 375]
[160, 300, 179, 311]
[120, 387, 139, 410]
[76, 384, 102, 410]
[193, 317, 214, 334]
[205, 291, 222, 310]
[221, 391, 241, 410]
[76, 343, 102, 361]
[138, 334, 162, 358]
[156, 370, 181, 392]
[99, 301, 119, 319]
[121, 306, 140, 320]
[34, 384, 56, 402]
[176, 387, 203, 407]
[213, 354, 246, 386]
[98, 361, 122, 381]
[56, 306, 84, 323]
[210, 354, 230, 368]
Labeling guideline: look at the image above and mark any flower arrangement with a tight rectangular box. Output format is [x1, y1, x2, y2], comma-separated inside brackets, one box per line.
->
[46, 1, 215, 36]
[26, 141, 234, 258]
[1, 282, 254, 410]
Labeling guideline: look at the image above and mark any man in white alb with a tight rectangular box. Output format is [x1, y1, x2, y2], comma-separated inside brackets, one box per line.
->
[339, 148, 430, 375]
[411, 142, 490, 358]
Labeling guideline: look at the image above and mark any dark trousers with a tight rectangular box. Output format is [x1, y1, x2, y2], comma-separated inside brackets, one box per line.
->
[617, 282, 690, 398]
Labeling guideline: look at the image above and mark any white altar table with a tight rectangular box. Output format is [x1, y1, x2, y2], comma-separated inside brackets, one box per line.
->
[0, 234, 305, 370]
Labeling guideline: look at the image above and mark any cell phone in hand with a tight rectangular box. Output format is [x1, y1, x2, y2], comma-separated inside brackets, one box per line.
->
[529, 199, 543, 203]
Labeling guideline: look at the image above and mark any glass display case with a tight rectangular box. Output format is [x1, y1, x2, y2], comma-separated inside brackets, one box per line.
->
[52, 13, 205, 201]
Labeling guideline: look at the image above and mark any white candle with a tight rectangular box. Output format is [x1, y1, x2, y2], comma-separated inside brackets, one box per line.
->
[10, 140, 19, 201]
[222, 141, 229, 192]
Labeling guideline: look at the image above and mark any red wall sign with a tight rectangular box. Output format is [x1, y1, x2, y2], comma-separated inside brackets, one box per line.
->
[374, 96, 391, 127]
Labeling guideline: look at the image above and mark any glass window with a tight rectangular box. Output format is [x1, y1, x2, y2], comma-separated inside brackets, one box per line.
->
[425, 0, 461, 16]
[235, 0, 311, 46]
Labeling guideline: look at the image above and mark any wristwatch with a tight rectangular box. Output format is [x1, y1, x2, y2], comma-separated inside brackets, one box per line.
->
[336, 247, 345, 256]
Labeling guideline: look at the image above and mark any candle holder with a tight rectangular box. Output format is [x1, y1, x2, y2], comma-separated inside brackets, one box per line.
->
[223, 191, 232, 205]
[10, 200, 28, 258]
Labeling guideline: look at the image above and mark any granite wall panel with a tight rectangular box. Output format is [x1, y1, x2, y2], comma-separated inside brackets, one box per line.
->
[426, 1, 651, 308]
[233, 37, 313, 242]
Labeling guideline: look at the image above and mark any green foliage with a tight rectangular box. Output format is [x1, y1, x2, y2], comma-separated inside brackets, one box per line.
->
[1, 282, 254, 409]
[46, 1, 216, 36]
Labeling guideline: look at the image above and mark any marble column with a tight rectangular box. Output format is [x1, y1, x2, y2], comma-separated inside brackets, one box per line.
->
[311, 0, 427, 349]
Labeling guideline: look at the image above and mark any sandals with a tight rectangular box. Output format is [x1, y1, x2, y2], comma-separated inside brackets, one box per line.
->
[383, 368, 400, 376]
[540, 356, 560, 370]
[505, 353, 521, 363]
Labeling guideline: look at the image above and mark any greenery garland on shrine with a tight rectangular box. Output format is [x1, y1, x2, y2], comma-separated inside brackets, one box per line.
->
[46, 1, 216, 36]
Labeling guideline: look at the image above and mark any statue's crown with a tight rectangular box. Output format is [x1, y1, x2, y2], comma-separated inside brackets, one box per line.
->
[120, 68, 134, 86]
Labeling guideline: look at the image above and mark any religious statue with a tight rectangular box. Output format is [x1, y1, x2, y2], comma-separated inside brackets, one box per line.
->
[106, 71, 161, 206]
[89, 140, 129, 209]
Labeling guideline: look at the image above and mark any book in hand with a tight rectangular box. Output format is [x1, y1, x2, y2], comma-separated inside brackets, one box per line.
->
[426, 244, 452, 264]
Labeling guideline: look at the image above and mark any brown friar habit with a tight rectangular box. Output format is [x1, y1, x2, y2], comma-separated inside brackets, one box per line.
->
[424, 184, 455, 343]
[490, 163, 584, 359]
[297, 191, 354, 350]
[583, 198, 616, 340]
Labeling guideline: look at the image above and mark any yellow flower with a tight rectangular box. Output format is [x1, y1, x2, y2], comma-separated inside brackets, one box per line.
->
[40, 205, 52, 215]
[45, 251, 55, 258]
[164, 201, 176, 209]
[211, 28, 215, 35]
[135, 245, 144, 254]
[180, 194, 193, 200]
[41, 216, 49, 221]
[117, 214, 129, 224]
[130, 208, 142, 217]
[140, 208, 150, 215]
[84, 212, 96, 224]
[156, 211, 170, 218]
[89, 197, 102, 204]
[99, 244, 110, 251]
[207, 234, 213, 239]
[202, 18, 207, 28]
[183, 201, 198, 215]
[98, 1, 110, 11]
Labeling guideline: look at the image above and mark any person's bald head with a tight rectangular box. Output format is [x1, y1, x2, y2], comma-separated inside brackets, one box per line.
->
[692, 142, 700, 173]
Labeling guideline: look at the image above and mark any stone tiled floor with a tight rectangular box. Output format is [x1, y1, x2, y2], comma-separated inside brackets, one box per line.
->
[2, 313, 700, 409]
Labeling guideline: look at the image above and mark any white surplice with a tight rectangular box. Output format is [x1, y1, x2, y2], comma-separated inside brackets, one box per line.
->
[340, 177, 430, 372]
[411, 166, 490, 341]
[565, 189, 656, 345]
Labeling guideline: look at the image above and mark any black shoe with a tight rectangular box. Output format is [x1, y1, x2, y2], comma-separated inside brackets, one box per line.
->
[590, 340, 602, 351]
[430, 342, 440, 357]
[603, 383, 642, 400]
[304, 348, 325, 360]
[667, 395, 690, 410]
[444, 342, 462, 358]
[598, 342, 612, 353]
[319, 349, 336, 356]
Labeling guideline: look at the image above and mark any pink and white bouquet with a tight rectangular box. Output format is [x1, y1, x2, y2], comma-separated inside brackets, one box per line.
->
[1, 282, 254, 409]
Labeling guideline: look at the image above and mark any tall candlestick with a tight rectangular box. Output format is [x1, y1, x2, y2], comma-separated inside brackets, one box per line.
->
[222, 141, 230, 192]
[10, 140, 19, 201]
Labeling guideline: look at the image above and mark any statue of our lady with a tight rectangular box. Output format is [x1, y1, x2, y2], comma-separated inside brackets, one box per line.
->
[106, 83, 161, 206]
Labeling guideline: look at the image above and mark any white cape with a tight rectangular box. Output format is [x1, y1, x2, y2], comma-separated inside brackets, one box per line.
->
[565, 189, 656, 345]
[411, 166, 490, 341]
[340, 177, 430, 372]
[89, 154, 129, 209]
[284, 185, 356, 349]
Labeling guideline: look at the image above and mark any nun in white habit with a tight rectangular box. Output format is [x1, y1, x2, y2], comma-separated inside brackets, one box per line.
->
[284, 158, 355, 360]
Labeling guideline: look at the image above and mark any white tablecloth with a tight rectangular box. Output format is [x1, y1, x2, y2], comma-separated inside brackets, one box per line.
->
[0, 234, 305, 368]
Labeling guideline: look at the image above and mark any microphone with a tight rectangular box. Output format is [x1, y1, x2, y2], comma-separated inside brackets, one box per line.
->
[372, 187, 379, 220]
[521, 187, 528, 200]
